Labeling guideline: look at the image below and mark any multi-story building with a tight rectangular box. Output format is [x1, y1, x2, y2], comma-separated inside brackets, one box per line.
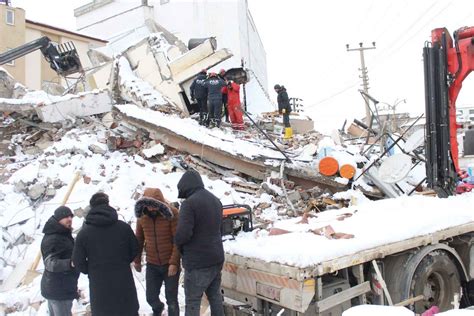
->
[74, 0, 273, 112]
[1, 3, 107, 91]
[457, 105, 474, 126]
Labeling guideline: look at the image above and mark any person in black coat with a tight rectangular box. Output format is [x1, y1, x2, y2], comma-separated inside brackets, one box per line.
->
[190, 69, 208, 126]
[72, 193, 139, 316]
[218, 69, 229, 123]
[175, 169, 224, 316]
[274, 84, 292, 128]
[41, 206, 79, 316]
[204, 73, 226, 128]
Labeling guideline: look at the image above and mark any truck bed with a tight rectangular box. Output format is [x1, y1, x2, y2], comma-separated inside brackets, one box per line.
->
[222, 193, 474, 313]
[223, 193, 474, 278]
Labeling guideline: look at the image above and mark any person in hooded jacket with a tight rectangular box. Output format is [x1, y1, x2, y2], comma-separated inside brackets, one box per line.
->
[274, 84, 291, 128]
[72, 192, 139, 316]
[190, 69, 208, 126]
[204, 73, 226, 128]
[41, 206, 79, 316]
[175, 169, 224, 316]
[134, 188, 180, 316]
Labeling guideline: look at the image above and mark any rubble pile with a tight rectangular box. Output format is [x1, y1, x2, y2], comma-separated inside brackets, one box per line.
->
[0, 21, 431, 315]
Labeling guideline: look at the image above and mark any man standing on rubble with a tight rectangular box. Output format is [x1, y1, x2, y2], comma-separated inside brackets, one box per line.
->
[274, 84, 293, 139]
[190, 69, 208, 126]
[73, 192, 139, 316]
[205, 72, 226, 128]
[134, 188, 180, 316]
[218, 69, 230, 123]
[41, 206, 79, 316]
[175, 169, 225, 316]
[222, 80, 244, 130]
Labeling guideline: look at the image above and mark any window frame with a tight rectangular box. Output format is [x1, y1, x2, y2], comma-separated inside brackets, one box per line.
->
[6, 9, 14, 26]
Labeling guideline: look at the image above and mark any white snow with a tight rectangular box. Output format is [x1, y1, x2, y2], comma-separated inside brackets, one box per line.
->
[224, 192, 474, 268]
[115, 103, 287, 161]
[142, 143, 165, 158]
[0, 90, 104, 106]
[0, 124, 263, 314]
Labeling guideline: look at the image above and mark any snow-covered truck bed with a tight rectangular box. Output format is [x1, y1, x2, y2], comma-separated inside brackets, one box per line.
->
[221, 193, 474, 315]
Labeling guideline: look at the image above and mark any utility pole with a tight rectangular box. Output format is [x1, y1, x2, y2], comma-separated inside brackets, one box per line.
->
[346, 42, 376, 124]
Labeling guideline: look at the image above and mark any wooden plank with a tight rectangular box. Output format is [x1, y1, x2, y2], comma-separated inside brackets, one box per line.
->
[315, 282, 371, 313]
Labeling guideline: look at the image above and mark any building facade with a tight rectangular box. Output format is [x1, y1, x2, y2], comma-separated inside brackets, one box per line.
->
[1, 3, 106, 91]
[74, 0, 273, 112]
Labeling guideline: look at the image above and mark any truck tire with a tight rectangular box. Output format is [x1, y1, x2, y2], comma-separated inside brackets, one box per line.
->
[384, 250, 462, 313]
[409, 251, 461, 312]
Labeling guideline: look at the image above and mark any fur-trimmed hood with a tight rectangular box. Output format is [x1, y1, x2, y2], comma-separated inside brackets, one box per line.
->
[135, 197, 173, 219]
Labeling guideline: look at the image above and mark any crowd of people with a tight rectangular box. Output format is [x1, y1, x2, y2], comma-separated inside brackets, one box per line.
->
[190, 69, 245, 130]
[40, 169, 225, 316]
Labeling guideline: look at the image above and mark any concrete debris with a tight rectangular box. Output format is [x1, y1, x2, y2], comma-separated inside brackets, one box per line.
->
[35, 90, 113, 123]
[142, 142, 165, 158]
[88, 143, 108, 155]
[27, 183, 46, 200]
[0, 68, 16, 99]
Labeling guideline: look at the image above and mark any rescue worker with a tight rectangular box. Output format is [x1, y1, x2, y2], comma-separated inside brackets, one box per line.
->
[274, 84, 293, 139]
[204, 72, 226, 128]
[218, 69, 229, 123]
[40, 206, 79, 316]
[134, 188, 180, 316]
[222, 80, 244, 130]
[175, 169, 225, 316]
[190, 69, 208, 126]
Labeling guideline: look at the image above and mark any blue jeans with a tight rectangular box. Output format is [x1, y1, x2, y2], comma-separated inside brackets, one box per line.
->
[146, 263, 180, 316]
[184, 264, 224, 316]
[48, 299, 72, 316]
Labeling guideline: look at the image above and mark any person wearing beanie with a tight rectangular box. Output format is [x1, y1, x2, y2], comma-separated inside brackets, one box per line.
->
[274, 84, 293, 139]
[40, 205, 79, 316]
[134, 188, 180, 316]
[175, 169, 224, 316]
[72, 192, 139, 316]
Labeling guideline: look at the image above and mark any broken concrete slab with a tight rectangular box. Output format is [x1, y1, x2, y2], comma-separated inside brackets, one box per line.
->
[27, 183, 46, 200]
[0, 68, 15, 99]
[124, 34, 232, 115]
[142, 142, 165, 158]
[290, 117, 315, 134]
[88, 143, 108, 155]
[35, 90, 112, 123]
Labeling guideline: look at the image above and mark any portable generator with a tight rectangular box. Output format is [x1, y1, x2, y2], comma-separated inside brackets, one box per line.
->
[221, 204, 253, 237]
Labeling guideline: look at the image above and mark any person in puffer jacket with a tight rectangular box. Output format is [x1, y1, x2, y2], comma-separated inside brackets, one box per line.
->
[134, 188, 180, 316]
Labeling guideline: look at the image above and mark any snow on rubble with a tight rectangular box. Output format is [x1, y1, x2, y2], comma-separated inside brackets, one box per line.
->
[223, 191, 474, 268]
[0, 125, 259, 314]
[115, 103, 287, 161]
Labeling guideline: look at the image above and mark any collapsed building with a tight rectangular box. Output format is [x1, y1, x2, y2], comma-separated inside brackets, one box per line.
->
[0, 19, 431, 314]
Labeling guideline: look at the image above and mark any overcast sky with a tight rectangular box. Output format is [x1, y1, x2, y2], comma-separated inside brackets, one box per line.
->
[11, 0, 474, 132]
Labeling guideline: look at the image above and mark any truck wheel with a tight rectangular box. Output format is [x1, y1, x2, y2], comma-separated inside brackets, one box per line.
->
[409, 251, 461, 312]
